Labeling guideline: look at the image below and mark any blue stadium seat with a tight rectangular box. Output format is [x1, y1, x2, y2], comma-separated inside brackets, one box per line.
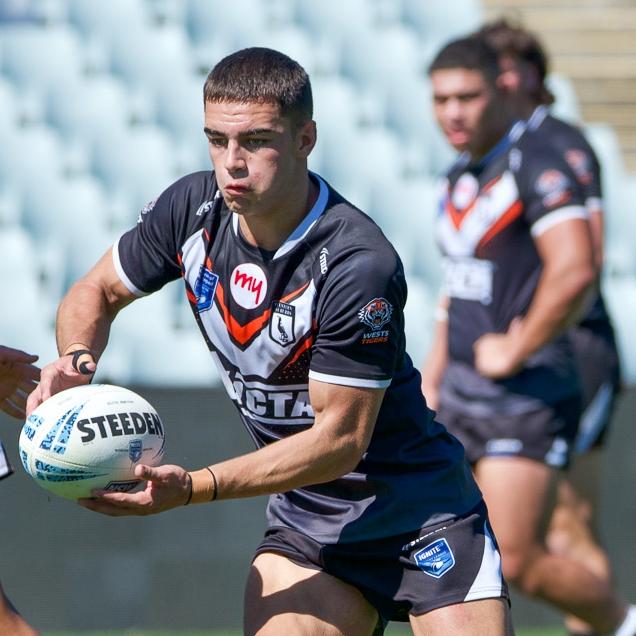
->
[295, 0, 374, 42]
[0, 77, 20, 137]
[402, 0, 482, 43]
[0, 24, 85, 93]
[0, 225, 58, 363]
[402, 274, 437, 368]
[546, 73, 582, 124]
[110, 23, 195, 92]
[91, 124, 178, 212]
[602, 276, 636, 384]
[0, 124, 65, 191]
[67, 0, 149, 42]
[46, 75, 131, 147]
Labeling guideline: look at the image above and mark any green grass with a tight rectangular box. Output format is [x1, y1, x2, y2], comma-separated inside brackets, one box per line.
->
[45, 629, 567, 636]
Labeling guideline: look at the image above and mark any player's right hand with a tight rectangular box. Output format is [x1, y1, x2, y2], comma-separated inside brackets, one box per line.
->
[26, 351, 96, 417]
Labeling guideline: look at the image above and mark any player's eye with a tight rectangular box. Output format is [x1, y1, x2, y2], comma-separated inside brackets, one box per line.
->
[244, 138, 268, 150]
[207, 137, 227, 148]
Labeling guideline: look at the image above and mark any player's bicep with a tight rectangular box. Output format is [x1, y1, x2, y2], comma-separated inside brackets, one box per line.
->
[309, 378, 385, 455]
[533, 217, 594, 273]
[81, 247, 138, 313]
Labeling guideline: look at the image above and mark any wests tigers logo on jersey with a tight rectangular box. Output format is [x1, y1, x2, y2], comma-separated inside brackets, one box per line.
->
[564, 149, 593, 185]
[358, 298, 393, 331]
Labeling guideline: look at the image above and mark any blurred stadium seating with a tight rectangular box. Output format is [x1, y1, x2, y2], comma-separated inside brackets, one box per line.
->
[0, 0, 634, 385]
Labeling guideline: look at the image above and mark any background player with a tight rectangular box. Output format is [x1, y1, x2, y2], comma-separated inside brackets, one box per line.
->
[477, 19, 624, 636]
[27, 48, 511, 636]
[0, 345, 41, 636]
[421, 35, 636, 636]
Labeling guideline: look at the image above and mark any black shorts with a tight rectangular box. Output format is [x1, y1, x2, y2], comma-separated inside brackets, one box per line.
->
[254, 501, 508, 626]
[570, 325, 621, 453]
[437, 395, 581, 469]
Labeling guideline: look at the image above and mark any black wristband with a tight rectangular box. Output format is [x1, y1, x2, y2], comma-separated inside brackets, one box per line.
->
[206, 467, 218, 501]
[67, 349, 95, 375]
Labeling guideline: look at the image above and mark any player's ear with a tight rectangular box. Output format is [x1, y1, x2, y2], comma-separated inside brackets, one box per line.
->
[497, 69, 519, 93]
[295, 119, 317, 159]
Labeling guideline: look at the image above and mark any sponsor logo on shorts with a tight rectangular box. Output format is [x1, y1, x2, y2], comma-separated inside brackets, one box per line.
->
[545, 436, 569, 467]
[485, 438, 523, 455]
[230, 263, 267, 309]
[194, 265, 219, 312]
[269, 301, 296, 347]
[414, 538, 455, 579]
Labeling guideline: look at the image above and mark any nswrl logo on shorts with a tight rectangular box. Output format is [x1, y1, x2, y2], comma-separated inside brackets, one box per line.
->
[413, 538, 455, 578]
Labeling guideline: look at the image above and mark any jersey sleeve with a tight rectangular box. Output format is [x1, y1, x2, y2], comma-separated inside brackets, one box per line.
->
[518, 150, 588, 238]
[114, 175, 204, 296]
[309, 245, 407, 389]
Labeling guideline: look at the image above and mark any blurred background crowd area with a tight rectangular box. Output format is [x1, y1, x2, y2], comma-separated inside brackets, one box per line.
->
[1, 0, 635, 387]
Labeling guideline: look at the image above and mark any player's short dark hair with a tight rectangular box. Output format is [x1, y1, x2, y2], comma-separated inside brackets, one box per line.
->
[428, 36, 501, 86]
[476, 18, 554, 105]
[203, 47, 313, 129]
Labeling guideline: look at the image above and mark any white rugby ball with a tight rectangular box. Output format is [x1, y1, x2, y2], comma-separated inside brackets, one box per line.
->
[19, 384, 165, 500]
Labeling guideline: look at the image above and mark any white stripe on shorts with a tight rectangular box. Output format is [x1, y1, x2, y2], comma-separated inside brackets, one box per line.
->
[463, 522, 504, 602]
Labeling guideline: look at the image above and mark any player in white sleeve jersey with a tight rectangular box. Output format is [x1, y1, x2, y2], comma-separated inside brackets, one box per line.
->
[476, 20, 632, 636]
[28, 48, 511, 635]
[0, 345, 41, 636]
[421, 36, 636, 636]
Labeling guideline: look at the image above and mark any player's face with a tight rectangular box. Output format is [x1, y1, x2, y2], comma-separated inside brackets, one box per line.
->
[204, 100, 315, 218]
[430, 68, 499, 155]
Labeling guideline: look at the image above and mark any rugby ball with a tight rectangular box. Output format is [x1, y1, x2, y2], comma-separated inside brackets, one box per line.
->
[19, 384, 165, 500]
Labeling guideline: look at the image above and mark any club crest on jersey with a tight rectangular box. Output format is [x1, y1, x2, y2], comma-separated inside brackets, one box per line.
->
[358, 298, 393, 331]
[231, 263, 267, 309]
[194, 265, 219, 312]
[535, 169, 571, 208]
[565, 149, 593, 185]
[451, 173, 479, 210]
[413, 538, 455, 579]
[269, 301, 296, 347]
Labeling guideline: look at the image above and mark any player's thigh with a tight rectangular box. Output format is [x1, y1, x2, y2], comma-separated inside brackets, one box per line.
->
[410, 598, 512, 636]
[244, 551, 379, 636]
[475, 456, 556, 552]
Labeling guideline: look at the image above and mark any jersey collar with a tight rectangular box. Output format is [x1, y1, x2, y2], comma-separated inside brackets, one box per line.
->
[231, 172, 329, 260]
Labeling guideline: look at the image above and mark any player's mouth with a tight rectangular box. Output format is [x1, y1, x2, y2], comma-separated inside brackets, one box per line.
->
[224, 184, 251, 198]
[446, 128, 470, 147]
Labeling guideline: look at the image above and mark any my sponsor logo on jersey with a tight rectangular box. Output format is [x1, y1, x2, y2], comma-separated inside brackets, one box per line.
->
[231, 263, 267, 309]
[195, 200, 215, 216]
[319, 247, 329, 275]
[76, 412, 164, 443]
[564, 149, 593, 185]
[451, 173, 479, 210]
[535, 169, 571, 208]
[232, 378, 314, 422]
[194, 265, 219, 312]
[269, 301, 296, 347]
[137, 198, 157, 224]
[414, 538, 455, 579]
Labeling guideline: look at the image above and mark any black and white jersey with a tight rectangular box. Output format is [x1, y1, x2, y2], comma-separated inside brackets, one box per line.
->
[115, 171, 481, 543]
[526, 106, 615, 337]
[436, 126, 587, 414]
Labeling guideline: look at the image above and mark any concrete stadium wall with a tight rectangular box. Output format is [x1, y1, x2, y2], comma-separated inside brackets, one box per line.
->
[1, 386, 635, 632]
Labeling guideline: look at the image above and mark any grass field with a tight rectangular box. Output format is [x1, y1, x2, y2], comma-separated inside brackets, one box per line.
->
[46, 629, 567, 636]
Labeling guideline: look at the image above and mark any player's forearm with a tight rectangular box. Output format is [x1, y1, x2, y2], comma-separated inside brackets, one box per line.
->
[510, 262, 595, 362]
[55, 279, 119, 358]
[189, 422, 366, 503]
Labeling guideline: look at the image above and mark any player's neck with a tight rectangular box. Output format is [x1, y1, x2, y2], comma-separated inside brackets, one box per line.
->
[238, 175, 319, 252]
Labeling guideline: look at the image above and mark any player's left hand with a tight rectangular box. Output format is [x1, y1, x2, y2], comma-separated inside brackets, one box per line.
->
[78, 464, 191, 516]
[473, 319, 524, 380]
